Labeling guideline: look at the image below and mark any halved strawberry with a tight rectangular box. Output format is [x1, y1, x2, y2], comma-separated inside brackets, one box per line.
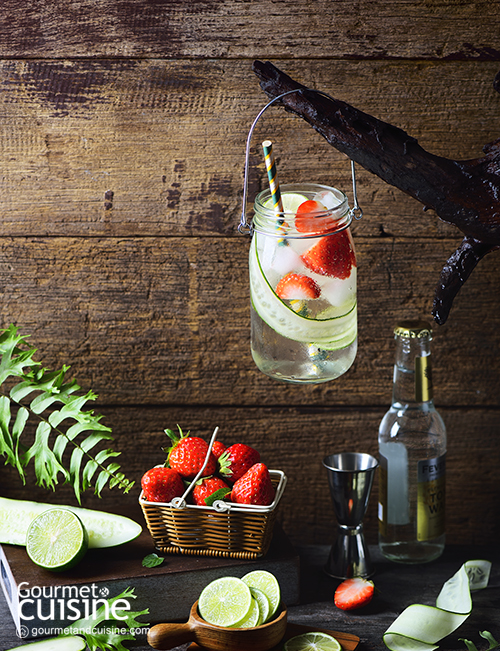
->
[276, 273, 321, 300]
[301, 230, 356, 279]
[295, 200, 329, 233]
[334, 577, 374, 611]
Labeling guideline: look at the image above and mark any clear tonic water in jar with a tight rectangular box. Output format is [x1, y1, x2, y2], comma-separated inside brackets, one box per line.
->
[249, 183, 357, 383]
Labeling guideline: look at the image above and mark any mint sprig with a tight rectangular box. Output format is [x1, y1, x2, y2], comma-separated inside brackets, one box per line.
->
[142, 552, 165, 568]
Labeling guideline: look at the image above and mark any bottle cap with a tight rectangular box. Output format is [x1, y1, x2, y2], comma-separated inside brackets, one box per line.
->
[394, 320, 432, 339]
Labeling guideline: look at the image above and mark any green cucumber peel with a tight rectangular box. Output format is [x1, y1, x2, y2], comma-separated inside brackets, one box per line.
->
[383, 560, 492, 651]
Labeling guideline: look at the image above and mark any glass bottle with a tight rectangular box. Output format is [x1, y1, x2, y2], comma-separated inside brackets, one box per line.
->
[378, 320, 446, 563]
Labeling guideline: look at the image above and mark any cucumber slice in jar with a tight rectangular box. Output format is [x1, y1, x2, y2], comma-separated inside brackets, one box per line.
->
[249, 235, 356, 348]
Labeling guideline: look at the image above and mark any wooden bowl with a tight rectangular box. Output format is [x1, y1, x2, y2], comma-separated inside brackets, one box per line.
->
[147, 599, 288, 651]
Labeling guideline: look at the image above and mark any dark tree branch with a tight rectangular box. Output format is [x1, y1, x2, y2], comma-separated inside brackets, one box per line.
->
[252, 60, 500, 324]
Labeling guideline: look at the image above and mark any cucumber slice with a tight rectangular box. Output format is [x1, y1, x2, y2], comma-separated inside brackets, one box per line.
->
[0, 496, 141, 548]
[249, 235, 356, 346]
[383, 560, 492, 651]
[5, 635, 86, 651]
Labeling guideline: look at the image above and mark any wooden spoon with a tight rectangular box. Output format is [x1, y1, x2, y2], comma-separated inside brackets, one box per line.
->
[147, 600, 288, 651]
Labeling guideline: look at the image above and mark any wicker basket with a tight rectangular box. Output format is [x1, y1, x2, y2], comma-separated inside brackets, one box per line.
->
[139, 469, 287, 560]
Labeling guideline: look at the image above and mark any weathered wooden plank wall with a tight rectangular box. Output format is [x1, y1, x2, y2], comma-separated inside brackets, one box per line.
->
[0, 0, 499, 548]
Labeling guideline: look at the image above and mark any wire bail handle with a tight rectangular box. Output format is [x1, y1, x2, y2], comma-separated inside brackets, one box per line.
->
[239, 88, 363, 235]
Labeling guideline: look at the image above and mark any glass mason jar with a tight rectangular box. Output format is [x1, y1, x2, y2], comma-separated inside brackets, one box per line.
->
[249, 183, 357, 383]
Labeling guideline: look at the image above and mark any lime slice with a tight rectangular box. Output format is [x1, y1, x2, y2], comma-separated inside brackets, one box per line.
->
[264, 192, 308, 214]
[198, 576, 252, 627]
[284, 632, 342, 651]
[250, 236, 357, 348]
[234, 596, 261, 628]
[249, 586, 270, 624]
[26, 508, 88, 572]
[241, 570, 281, 620]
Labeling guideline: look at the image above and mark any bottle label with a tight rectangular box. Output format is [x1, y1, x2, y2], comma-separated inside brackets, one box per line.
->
[415, 355, 433, 402]
[417, 453, 446, 540]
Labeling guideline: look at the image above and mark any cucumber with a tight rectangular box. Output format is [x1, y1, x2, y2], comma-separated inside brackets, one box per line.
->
[0, 496, 141, 548]
[6, 635, 86, 651]
[249, 235, 356, 346]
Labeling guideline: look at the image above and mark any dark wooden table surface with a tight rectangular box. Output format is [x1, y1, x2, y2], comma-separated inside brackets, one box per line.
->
[1, 544, 499, 651]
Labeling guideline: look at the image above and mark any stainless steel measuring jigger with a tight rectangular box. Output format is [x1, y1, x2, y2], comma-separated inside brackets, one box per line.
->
[323, 452, 378, 579]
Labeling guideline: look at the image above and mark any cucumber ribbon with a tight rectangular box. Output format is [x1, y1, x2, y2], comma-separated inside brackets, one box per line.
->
[383, 560, 492, 651]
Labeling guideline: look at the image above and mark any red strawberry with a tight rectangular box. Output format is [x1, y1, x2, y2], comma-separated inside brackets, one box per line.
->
[192, 476, 231, 506]
[334, 578, 374, 611]
[166, 426, 217, 480]
[295, 200, 331, 233]
[141, 467, 185, 503]
[230, 463, 275, 506]
[218, 443, 261, 484]
[210, 440, 227, 460]
[276, 273, 321, 300]
[301, 230, 356, 279]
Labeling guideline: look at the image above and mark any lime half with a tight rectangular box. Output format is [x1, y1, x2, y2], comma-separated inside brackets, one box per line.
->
[198, 576, 252, 627]
[284, 632, 342, 651]
[241, 570, 281, 620]
[26, 508, 88, 572]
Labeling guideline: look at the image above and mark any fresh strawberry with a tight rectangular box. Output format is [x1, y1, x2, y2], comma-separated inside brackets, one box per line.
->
[276, 273, 321, 300]
[141, 467, 185, 503]
[166, 426, 217, 480]
[230, 463, 275, 506]
[295, 200, 330, 233]
[301, 230, 356, 279]
[218, 443, 261, 484]
[334, 577, 375, 611]
[210, 440, 227, 460]
[192, 476, 231, 506]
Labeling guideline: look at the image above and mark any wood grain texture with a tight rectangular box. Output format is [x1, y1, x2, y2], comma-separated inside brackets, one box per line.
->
[0, 0, 499, 59]
[0, 0, 498, 548]
[0, 236, 498, 407]
[0, 59, 498, 238]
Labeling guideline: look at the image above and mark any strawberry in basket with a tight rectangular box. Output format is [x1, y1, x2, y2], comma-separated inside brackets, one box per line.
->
[165, 425, 217, 480]
[230, 463, 275, 506]
[218, 443, 260, 484]
[192, 476, 231, 506]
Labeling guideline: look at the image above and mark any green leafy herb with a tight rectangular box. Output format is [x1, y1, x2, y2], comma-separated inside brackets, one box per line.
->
[460, 632, 500, 651]
[142, 552, 165, 567]
[0, 324, 134, 502]
[204, 486, 231, 506]
[62, 586, 149, 651]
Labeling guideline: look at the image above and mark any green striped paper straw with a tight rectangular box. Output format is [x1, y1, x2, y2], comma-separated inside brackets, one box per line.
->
[262, 140, 284, 214]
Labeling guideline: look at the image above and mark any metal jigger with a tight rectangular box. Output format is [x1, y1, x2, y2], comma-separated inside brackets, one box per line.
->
[323, 452, 378, 579]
